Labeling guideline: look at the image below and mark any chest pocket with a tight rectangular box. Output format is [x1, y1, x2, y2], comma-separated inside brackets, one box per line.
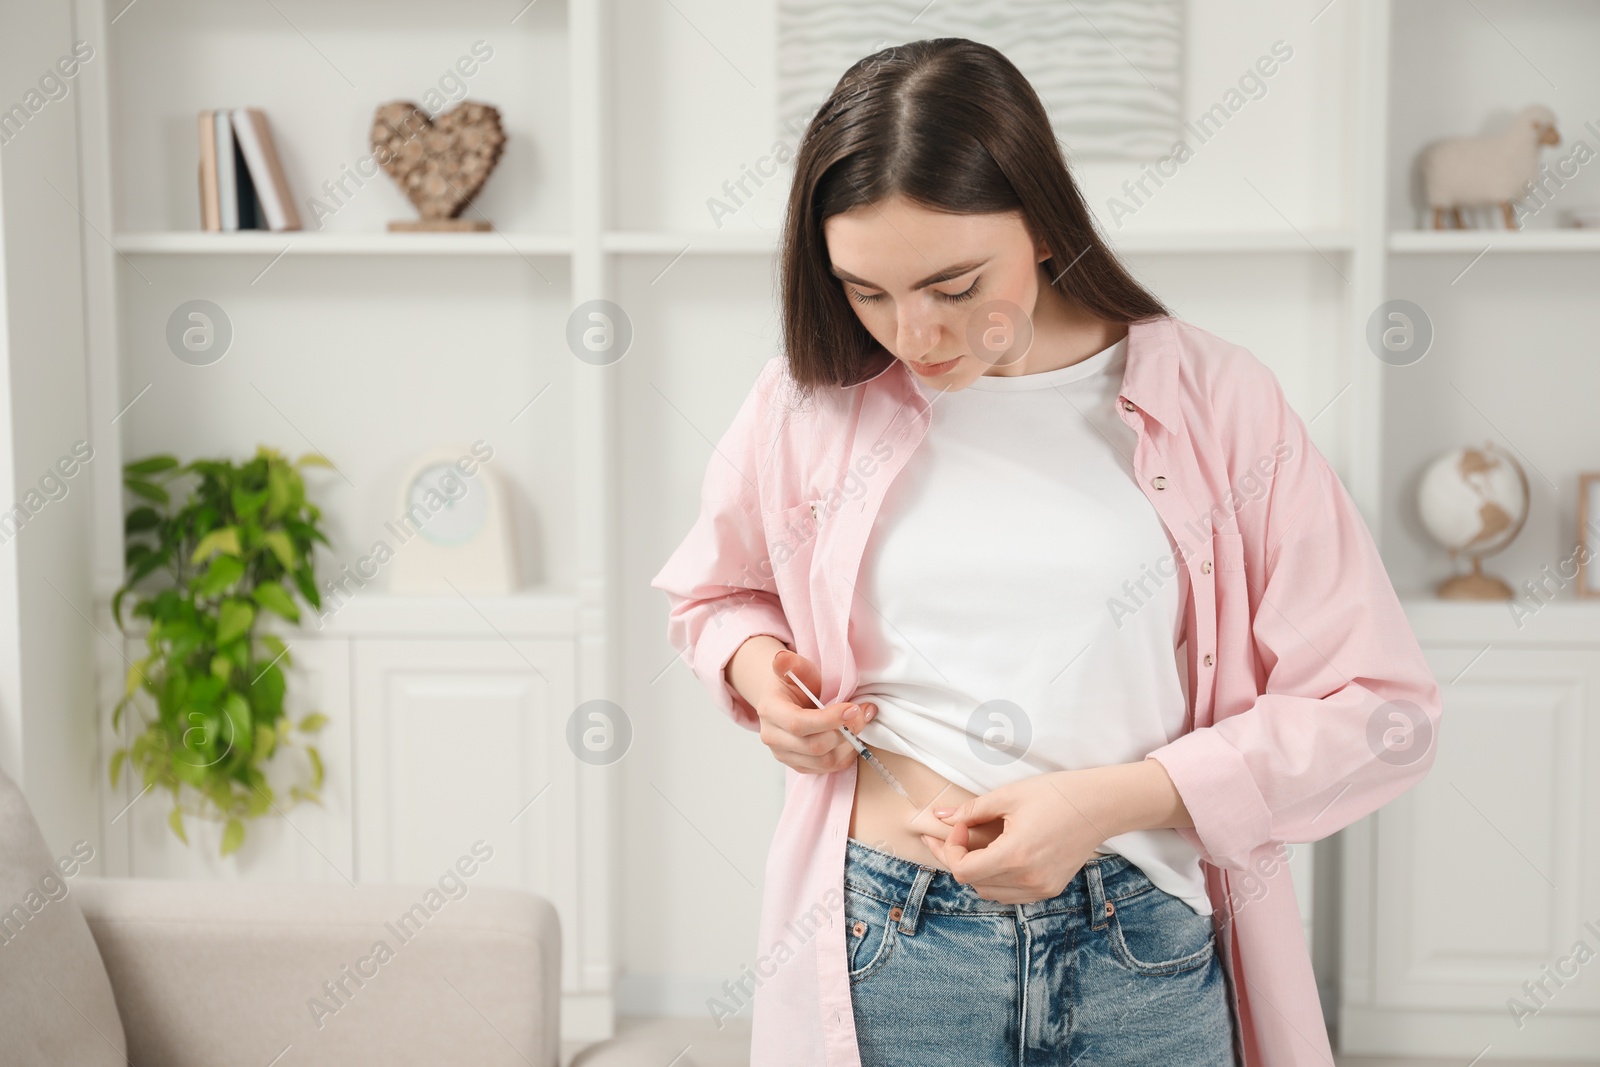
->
[759, 498, 824, 593]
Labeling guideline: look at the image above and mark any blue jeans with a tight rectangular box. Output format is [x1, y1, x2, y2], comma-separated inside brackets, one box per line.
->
[844, 837, 1242, 1066]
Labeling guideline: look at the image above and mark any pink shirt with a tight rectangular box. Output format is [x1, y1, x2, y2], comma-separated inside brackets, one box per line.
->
[650, 314, 1442, 1067]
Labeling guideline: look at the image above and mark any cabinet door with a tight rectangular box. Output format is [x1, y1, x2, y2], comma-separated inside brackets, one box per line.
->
[352, 637, 578, 986]
[117, 637, 354, 882]
[1373, 647, 1600, 1014]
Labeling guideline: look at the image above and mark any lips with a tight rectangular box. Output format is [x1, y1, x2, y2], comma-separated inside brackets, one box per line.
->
[910, 355, 961, 377]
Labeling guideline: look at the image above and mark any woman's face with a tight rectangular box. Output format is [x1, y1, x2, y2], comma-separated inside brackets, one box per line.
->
[823, 194, 1051, 388]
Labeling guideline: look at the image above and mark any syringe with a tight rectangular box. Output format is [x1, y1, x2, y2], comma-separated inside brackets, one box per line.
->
[784, 670, 916, 807]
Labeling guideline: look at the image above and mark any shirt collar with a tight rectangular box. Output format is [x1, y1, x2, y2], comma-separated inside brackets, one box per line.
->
[840, 314, 1180, 433]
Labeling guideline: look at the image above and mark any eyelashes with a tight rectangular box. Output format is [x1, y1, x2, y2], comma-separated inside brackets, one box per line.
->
[849, 278, 982, 306]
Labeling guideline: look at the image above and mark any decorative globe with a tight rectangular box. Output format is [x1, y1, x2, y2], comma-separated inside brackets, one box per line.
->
[1416, 443, 1529, 599]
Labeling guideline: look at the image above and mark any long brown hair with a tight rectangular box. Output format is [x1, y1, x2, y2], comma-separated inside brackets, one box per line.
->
[779, 37, 1169, 394]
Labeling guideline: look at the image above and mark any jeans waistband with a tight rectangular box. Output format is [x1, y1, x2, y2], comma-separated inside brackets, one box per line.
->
[844, 836, 1154, 936]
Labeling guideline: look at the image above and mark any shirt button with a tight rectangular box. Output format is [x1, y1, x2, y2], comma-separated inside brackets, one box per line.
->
[1201, 559, 1212, 574]
[1152, 476, 1168, 490]
[1120, 398, 1135, 412]
[1203, 653, 1215, 667]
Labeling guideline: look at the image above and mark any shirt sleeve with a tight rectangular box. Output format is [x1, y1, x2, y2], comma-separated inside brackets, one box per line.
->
[649, 357, 795, 732]
[1144, 355, 1443, 872]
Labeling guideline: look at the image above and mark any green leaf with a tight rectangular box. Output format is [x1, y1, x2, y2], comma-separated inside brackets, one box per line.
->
[250, 663, 286, 720]
[294, 452, 334, 469]
[205, 776, 233, 815]
[266, 464, 291, 520]
[168, 805, 188, 845]
[291, 565, 321, 610]
[197, 555, 246, 598]
[231, 485, 270, 521]
[254, 722, 277, 760]
[191, 527, 242, 566]
[297, 711, 328, 734]
[306, 745, 324, 791]
[109, 749, 126, 789]
[251, 581, 300, 623]
[259, 633, 291, 667]
[125, 455, 180, 476]
[222, 693, 252, 757]
[124, 660, 145, 697]
[125, 507, 161, 534]
[220, 817, 245, 856]
[216, 599, 255, 645]
[261, 530, 297, 572]
[125, 480, 170, 505]
[126, 548, 169, 588]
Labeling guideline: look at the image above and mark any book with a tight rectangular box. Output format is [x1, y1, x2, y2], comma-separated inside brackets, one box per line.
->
[215, 110, 238, 230]
[230, 108, 302, 231]
[234, 133, 260, 230]
[197, 110, 220, 231]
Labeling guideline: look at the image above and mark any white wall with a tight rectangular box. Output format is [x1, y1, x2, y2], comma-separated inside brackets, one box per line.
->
[0, 0, 100, 856]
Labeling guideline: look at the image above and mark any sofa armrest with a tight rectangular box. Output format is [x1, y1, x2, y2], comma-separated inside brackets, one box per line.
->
[73, 875, 561, 1067]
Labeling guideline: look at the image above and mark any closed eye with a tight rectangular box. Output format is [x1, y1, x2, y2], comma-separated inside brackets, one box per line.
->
[849, 278, 983, 306]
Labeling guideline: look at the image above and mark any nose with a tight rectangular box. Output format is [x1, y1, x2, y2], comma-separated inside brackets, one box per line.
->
[895, 301, 940, 360]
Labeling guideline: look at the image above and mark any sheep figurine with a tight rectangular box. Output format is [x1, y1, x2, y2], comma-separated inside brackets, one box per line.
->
[1421, 105, 1561, 229]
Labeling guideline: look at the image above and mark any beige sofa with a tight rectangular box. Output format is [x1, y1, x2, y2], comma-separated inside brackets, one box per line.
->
[0, 768, 739, 1066]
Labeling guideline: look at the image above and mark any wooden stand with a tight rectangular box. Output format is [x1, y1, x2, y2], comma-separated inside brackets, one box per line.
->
[387, 219, 492, 232]
[1437, 556, 1514, 600]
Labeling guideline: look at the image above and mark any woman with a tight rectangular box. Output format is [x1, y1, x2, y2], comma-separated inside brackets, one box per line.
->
[650, 38, 1440, 1067]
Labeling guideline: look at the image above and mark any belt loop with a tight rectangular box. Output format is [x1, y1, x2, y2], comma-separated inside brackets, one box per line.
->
[897, 867, 935, 935]
[1085, 859, 1110, 931]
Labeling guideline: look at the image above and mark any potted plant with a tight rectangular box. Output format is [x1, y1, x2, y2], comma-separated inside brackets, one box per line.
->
[110, 446, 333, 856]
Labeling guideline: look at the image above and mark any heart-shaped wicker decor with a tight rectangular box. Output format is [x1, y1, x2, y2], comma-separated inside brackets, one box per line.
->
[371, 100, 506, 223]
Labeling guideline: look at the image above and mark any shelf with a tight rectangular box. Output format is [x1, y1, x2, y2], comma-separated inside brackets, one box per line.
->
[118, 229, 1358, 259]
[113, 231, 573, 256]
[602, 230, 780, 255]
[1110, 229, 1355, 254]
[1389, 229, 1600, 254]
[114, 589, 581, 641]
[1402, 596, 1600, 645]
[601, 228, 1356, 256]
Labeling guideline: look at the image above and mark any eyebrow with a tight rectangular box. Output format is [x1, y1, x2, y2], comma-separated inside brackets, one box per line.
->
[830, 257, 991, 292]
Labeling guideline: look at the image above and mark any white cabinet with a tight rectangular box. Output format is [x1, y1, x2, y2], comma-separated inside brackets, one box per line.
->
[351, 637, 579, 979]
[1341, 602, 1600, 1058]
[99, 593, 615, 1039]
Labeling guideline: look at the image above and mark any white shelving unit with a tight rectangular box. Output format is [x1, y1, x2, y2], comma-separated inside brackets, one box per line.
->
[1342, 0, 1600, 1059]
[59, 0, 1600, 1053]
[72, 0, 616, 1041]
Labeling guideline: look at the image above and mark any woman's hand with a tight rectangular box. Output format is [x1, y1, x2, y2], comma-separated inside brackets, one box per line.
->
[751, 648, 879, 774]
[918, 770, 1113, 904]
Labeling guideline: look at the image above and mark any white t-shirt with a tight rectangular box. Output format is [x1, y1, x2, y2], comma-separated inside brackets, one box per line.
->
[848, 334, 1211, 914]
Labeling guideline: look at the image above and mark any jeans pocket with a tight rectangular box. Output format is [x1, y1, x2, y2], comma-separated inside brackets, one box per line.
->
[843, 884, 897, 984]
[1105, 885, 1216, 977]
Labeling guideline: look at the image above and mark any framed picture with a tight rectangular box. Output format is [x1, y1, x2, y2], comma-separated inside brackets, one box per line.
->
[1579, 473, 1600, 598]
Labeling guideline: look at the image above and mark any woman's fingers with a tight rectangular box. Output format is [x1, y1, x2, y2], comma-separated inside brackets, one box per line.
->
[944, 826, 1028, 887]
[758, 651, 884, 774]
